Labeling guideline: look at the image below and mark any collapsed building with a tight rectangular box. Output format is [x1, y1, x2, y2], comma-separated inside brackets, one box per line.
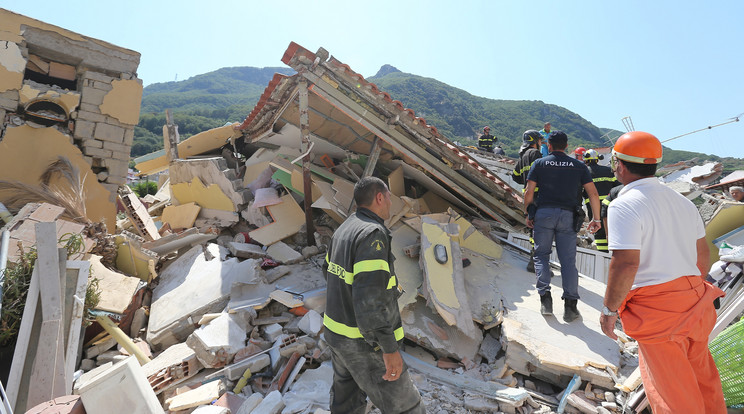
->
[1, 12, 743, 414]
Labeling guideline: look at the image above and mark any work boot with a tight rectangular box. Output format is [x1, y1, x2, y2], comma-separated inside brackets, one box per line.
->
[563, 299, 581, 322]
[540, 293, 553, 316]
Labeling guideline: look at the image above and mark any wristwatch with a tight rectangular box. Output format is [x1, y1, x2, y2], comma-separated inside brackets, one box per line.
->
[601, 306, 618, 316]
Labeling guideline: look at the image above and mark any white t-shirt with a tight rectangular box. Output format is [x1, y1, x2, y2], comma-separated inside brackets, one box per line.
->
[608, 177, 704, 289]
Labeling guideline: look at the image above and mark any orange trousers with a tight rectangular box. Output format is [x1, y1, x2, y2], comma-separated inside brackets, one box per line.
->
[619, 276, 726, 414]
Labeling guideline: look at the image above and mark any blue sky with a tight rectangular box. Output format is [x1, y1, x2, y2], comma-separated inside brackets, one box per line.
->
[5, 1, 743, 158]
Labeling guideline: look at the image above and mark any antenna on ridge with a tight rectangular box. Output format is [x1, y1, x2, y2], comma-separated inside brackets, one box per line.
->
[621, 116, 635, 132]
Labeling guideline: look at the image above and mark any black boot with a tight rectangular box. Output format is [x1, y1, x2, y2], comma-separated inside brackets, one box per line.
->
[564, 299, 581, 322]
[540, 293, 553, 316]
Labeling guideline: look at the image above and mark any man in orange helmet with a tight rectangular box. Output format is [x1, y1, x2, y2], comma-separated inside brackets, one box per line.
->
[573, 147, 586, 161]
[600, 131, 726, 414]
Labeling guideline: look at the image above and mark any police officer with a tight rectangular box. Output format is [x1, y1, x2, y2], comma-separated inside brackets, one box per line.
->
[582, 149, 621, 252]
[323, 176, 425, 414]
[524, 131, 601, 322]
[478, 126, 496, 152]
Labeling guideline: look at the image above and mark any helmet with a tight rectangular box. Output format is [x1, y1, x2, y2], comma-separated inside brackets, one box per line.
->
[574, 147, 587, 157]
[612, 131, 663, 164]
[483, 126, 491, 132]
[583, 149, 599, 161]
[522, 130, 541, 143]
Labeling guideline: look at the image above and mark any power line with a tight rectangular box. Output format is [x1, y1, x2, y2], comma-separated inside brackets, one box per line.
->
[660, 113, 742, 143]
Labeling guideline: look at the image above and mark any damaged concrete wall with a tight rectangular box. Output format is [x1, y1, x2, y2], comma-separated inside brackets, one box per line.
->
[0, 8, 142, 230]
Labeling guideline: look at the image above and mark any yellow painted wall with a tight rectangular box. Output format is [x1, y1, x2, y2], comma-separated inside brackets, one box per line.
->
[0, 125, 116, 232]
[170, 177, 235, 211]
[421, 222, 459, 309]
[705, 203, 744, 264]
[455, 217, 503, 259]
[100, 79, 143, 125]
[136, 124, 242, 175]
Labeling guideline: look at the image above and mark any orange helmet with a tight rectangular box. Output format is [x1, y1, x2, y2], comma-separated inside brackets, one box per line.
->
[612, 131, 663, 164]
[574, 147, 587, 156]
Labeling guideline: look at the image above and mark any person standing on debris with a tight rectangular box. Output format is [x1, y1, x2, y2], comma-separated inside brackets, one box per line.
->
[512, 130, 544, 272]
[478, 126, 496, 152]
[524, 131, 601, 322]
[539, 122, 551, 157]
[729, 185, 744, 202]
[582, 149, 621, 252]
[323, 176, 425, 414]
[600, 131, 726, 414]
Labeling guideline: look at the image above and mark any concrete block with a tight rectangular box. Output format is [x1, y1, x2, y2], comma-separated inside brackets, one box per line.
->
[103, 141, 131, 157]
[80, 358, 96, 371]
[464, 391, 500, 413]
[82, 146, 113, 159]
[298, 310, 323, 337]
[86, 79, 114, 91]
[236, 393, 263, 414]
[225, 354, 271, 381]
[74, 119, 95, 139]
[186, 313, 247, 368]
[79, 102, 101, 113]
[82, 139, 103, 150]
[123, 127, 134, 146]
[81, 85, 108, 106]
[251, 390, 284, 414]
[94, 122, 125, 143]
[267, 242, 302, 263]
[263, 323, 283, 342]
[478, 332, 502, 364]
[76, 109, 107, 123]
[166, 379, 225, 411]
[83, 70, 115, 83]
[147, 244, 263, 349]
[78, 357, 164, 414]
[96, 350, 123, 365]
[85, 335, 117, 359]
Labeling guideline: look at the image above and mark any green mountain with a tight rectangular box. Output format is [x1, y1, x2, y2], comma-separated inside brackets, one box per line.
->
[132, 65, 743, 172]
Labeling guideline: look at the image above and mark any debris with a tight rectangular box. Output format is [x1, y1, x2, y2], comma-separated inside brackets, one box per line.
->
[142, 342, 203, 395]
[249, 194, 305, 246]
[236, 393, 264, 414]
[186, 313, 247, 368]
[77, 357, 164, 414]
[165, 379, 225, 411]
[267, 241, 303, 263]
[250, 390, 285, 414]
[298, 309, 323, 336]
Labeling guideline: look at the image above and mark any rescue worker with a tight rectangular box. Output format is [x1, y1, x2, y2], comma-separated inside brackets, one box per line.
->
[573, 146, 586, 161]
[600, 184, 623, 238]
[601, 131, 726, 414]
[524, 131, 601, 321]
[323, 176, 425, 414]
[512, 130, 543, 272]
[539, 122, 551, 157]
[582, 149, 620, 252]
[478, 126, 496, 152]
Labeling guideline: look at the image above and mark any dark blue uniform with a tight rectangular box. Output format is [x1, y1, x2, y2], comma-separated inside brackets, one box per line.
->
[526, 152, 592, 301]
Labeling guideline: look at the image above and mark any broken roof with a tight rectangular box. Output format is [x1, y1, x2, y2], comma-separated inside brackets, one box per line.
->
[235, 42, 526, 230]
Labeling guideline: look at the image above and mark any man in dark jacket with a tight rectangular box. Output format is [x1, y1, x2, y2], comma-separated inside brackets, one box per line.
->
[512, 130, 543, 271]
[582, 149, 621, 252]
[478, 126, 496, 152]
[323, 176, 425, 414]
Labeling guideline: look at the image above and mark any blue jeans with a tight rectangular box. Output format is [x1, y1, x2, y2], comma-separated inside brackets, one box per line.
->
[533, 207, 580, 300]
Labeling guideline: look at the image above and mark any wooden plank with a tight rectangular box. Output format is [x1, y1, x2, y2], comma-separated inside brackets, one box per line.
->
[27, 54, 49, 74]
[6, 266, 40, 412]
[65, 261, 91, 393]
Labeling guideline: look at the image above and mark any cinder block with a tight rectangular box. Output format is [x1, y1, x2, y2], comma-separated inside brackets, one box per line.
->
[110, 150, 131, 163]
[94, 122, 125, 143]
[103, 140, 131, 155]
[83, 70, 114, 83]
[74, 119, 95, 139]
[83, 146, 113, 158]
[76, 110, 107, 123]
[123, 127, 134, 146]
[81, 86, 108, 106]
[82, 139, 103, 150]
[79, 102, 100, 114]
[263, 323, 283, 342]
[86, 79, 113, 91]
[185, 313, 247, 368]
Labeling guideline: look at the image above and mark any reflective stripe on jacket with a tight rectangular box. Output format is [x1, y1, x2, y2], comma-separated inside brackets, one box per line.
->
[323, 207, 403, 353]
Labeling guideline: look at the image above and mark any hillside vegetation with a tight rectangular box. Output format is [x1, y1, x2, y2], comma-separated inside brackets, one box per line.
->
[132, 65, 743, 172]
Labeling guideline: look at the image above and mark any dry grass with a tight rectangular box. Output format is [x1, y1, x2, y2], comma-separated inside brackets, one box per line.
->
[0, 157, 89, 224]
